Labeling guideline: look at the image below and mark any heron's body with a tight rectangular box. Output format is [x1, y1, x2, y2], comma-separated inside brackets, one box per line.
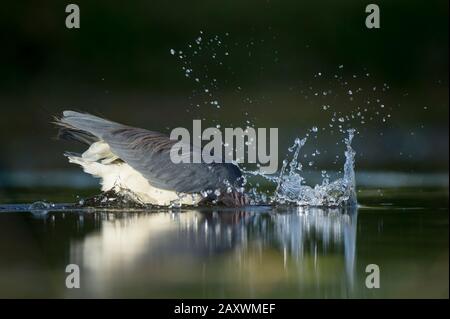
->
[56, 111, 245, 207]
[67, 141, 202, 206]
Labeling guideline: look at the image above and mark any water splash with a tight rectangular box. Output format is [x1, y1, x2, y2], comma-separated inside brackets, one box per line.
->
[77, 188, 148, 209]
[245, 129, 357, 207]
[29, 201, 55, 210]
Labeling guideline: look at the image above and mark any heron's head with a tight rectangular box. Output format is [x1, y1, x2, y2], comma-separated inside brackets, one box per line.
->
[218, 190, 250, 207]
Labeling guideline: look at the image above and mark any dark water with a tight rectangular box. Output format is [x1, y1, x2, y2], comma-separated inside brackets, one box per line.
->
[0, 187, 448, 298]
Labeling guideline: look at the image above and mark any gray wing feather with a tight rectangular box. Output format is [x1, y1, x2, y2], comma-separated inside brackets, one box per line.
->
[58, 111, 242, 193]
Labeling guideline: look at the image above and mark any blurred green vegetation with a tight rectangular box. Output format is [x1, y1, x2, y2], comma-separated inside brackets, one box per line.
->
[0, 0, 448, 172]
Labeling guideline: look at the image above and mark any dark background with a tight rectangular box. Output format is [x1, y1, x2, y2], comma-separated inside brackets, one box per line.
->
[0, 0, 448, 174]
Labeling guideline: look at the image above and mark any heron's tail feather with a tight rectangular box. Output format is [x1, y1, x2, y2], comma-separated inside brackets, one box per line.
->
[54, 110, 125, 145]
[56, 123, 99, 146]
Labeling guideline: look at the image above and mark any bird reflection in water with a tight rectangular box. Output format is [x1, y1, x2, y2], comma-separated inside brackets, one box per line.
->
[62, 206, 358, 298]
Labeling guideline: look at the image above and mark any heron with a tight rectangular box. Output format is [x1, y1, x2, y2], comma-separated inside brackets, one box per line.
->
[55, 111, 248, 207]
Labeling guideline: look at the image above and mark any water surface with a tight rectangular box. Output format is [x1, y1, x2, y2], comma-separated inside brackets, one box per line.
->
[0, 187, 448, 298]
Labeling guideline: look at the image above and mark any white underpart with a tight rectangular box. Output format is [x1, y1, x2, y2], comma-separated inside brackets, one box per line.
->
[67, 141, 202, 206]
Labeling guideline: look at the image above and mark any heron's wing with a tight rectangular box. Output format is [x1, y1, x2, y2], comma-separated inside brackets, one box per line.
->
[102, 126, 243, 192]
[58, 111, 242, 193]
